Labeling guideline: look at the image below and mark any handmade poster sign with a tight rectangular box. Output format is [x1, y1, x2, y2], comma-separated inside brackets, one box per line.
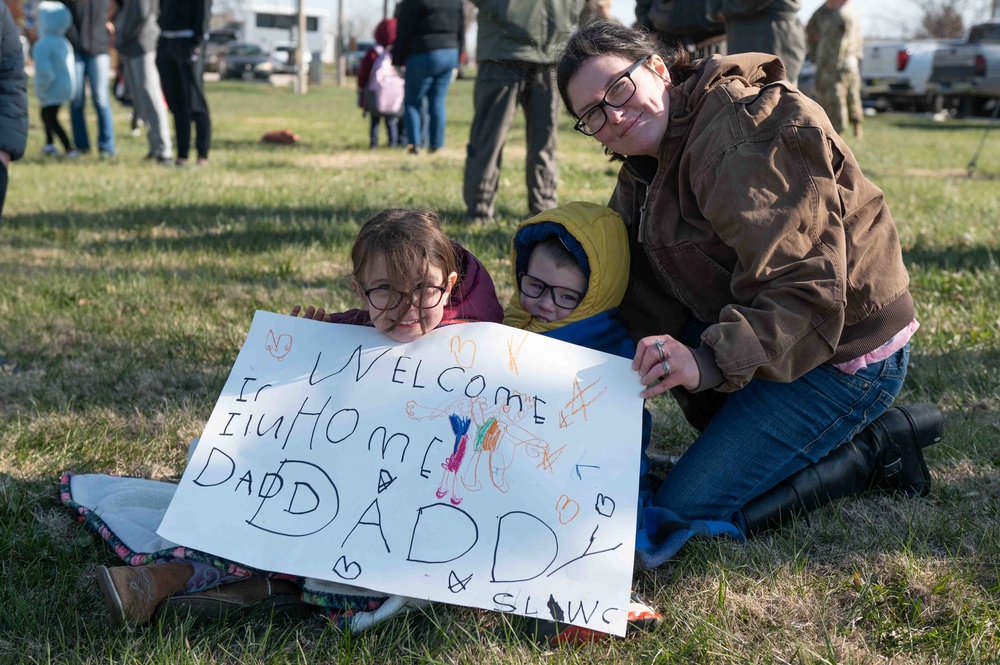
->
[158, 310, 643, 635]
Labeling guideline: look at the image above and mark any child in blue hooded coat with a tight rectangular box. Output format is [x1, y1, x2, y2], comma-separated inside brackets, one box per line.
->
[32, 1, 77, 157]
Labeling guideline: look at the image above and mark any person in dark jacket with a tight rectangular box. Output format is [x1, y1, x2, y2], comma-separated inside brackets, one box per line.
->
[156, 0, 211, 166]
[115, 0, 172, 163]
[392, 0, 464, 154]
[62, 0, 117, 157]
[0, 0, 29, 221]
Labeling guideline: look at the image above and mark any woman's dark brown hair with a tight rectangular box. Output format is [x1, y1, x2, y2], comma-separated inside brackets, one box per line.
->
[556, 21, 695, 161]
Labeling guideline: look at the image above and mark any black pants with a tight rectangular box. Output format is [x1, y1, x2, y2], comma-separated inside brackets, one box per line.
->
[0, 162, 8, 223]
[41, 105, 73, 152]
[156, 37, 212, 161]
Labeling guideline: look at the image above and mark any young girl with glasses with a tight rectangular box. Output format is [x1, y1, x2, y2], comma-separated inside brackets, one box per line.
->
[293, 208, 504, 340]
[84, 209, 504, 631]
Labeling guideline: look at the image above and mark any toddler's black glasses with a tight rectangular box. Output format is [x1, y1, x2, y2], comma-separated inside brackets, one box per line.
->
[574, 56, 650, 136]
[518, 273, 585, 310]
[363, 284, 448, 311]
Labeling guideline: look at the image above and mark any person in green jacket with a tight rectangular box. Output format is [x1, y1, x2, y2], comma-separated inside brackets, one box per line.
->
[461, 0, 583, 224]
[706, 0, 807, 85]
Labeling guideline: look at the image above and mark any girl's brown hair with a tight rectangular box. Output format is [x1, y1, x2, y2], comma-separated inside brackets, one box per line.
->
[351, 208, 459, 331]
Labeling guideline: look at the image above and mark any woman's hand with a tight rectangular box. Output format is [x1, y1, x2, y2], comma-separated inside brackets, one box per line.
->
[290, 305, 331, 322]
[632, 335, 699, 398]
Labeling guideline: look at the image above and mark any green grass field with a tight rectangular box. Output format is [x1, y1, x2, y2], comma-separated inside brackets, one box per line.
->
[1, 77, 999, 664]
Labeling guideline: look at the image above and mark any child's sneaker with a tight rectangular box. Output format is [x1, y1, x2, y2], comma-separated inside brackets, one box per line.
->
[42, 144, 59, 157]
[526, 591, 663, 647]
[63, 150, 78, 159]
[624, 590, 663, 631]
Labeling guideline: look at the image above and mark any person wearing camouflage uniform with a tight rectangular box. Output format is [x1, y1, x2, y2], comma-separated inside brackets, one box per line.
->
[705, 0, 807, 85]
[807, 0, 864, 139]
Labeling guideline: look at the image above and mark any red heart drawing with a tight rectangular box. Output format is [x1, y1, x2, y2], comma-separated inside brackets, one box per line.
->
[265, 330, 293, 360]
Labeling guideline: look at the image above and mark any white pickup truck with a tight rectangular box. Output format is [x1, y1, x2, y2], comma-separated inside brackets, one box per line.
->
[927, 20, 1000, 115]
[862, 39, 954, 111]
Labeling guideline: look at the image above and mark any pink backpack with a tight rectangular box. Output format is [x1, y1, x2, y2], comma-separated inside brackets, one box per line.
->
[363, 45, 404, 117]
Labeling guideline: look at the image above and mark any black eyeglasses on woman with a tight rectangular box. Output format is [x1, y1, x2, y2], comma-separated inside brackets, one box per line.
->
[573, 55, 651, 137]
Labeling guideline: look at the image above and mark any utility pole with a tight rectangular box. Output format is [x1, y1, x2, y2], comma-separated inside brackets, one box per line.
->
[336, 0, 344, 86]
[294, 0, 308, 93]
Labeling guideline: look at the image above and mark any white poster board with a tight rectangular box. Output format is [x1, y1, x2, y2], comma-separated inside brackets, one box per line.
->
[158, 311, 643, 635]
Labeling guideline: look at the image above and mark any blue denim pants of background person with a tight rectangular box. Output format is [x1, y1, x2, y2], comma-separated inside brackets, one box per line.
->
[636, 317, 909, 570]
[71, 53, 116, 156]
[403, 47, 458, 151]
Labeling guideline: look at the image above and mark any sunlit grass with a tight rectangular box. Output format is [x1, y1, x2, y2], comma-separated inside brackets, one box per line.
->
[1, 78, 998, 663]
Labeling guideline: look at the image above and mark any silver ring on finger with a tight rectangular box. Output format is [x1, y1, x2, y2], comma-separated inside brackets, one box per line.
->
[661, 360, 672, 376]
[654, 339, 666, 361]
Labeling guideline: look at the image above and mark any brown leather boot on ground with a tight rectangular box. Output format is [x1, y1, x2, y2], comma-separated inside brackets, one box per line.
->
[155, 577, 313, 624]
[97, 561, 193, 629]
[853, 122, 864, 140]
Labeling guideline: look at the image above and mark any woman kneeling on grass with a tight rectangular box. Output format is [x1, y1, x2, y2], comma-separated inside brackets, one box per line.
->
[63, 208, 504, 629]
[557, 21, 943, 571]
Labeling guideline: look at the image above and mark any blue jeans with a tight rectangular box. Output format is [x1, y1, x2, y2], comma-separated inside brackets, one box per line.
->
[635, 318, 909, 569]
[404, 48, 458, 150]
[71, 53, 116, 155]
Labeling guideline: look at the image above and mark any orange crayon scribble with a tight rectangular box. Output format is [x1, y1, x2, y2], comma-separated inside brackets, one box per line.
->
[265, 330, 293, 361]
[450, 336, 477, 368]
[535, 444, 565, 473]
[556, 495, 580, 524]
[564, 377, 607, 422]
[558, 411, 573, 429]
[507, 333, 529, 374]
[481, 420, 502, 452]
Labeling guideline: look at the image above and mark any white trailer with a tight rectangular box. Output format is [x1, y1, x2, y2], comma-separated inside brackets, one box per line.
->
[228, 3, 333, 63]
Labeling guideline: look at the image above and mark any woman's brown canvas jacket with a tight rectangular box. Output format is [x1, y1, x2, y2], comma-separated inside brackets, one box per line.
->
[609, 53, 913, 392]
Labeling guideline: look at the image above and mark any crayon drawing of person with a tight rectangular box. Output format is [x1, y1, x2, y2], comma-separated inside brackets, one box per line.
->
[436, 414, 471, 504]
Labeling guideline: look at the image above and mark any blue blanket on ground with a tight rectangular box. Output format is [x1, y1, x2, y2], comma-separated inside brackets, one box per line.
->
[543, 311, 743, 571]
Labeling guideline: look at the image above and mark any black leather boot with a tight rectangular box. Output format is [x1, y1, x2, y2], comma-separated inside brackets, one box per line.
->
[740, 403, 943, 536]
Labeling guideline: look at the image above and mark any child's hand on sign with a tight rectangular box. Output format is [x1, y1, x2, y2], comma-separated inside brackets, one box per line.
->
[290, 304, 332, 322]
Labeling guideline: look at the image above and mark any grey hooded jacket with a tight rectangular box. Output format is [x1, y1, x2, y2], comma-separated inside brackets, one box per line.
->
[115, 0, 160, 56]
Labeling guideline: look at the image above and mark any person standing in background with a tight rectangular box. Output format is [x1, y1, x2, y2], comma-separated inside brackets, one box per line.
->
[706, 0, 807, 85]
[115, 0, 173, 164]
[807, 0, 863, 139]
[33, 2, 77, 158]
[392, 0, 464, 155]
[462, 0, 583, 224]
[0, 0, 28, 222]
[62, 0, 117, 157]
[156, 0, 211, 167]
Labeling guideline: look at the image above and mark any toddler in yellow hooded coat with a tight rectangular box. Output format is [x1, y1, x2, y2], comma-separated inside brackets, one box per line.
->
[504, 201, 633, 356]
[504, 202, 665, 644]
